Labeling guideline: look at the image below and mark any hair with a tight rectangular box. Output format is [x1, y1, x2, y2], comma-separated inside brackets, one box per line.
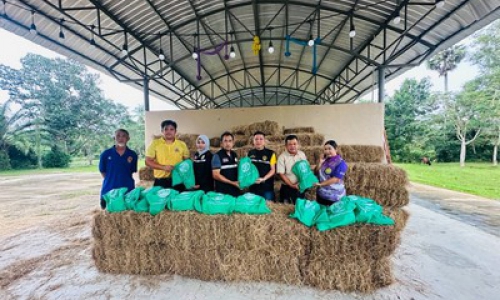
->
[115, 128, 129, 137]
[324, 140, 338, 149]
[161, 120, 177, 131]
[285, 134, 299, 144]
[220, 131, 234, 141]
[253, 131, 266, 137]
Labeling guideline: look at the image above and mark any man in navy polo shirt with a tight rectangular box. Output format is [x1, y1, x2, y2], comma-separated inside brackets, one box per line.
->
[99, 129, 138, 209]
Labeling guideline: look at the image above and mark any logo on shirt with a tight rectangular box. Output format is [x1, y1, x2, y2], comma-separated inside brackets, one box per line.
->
[250, 155, 255, 159]
[222, 158, 229, 163]
[201, 154, 205, 160]
[108, 156, 112, 160]
[175, 148, 180, 153]
[325, 167, 332, 175]
[262, 155, 268, 161]
[127, 156, 133, 163]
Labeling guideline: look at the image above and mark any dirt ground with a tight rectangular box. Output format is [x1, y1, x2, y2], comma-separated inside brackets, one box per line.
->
[1, 173, 499, 300]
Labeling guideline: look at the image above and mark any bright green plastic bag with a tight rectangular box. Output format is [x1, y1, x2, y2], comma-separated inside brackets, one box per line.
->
[133, 186, 162, 213]
[172, 159, 196, 189]
[238, 157, 259, 189]
[347, 195, 395, 225]
[169, 190, 205, 211]
[103, 188, 128, 213]
[146, 188, 179, 215]
[315, 197, 356, 231]
[195, 192, 236, 215]
[124, 187, 144, 210]
[234, 193, 271, 214]
[289, 198, 323, 227]
[292, 160, 319, 193]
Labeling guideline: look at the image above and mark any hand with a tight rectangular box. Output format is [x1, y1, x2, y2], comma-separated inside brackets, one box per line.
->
[314, 182, 322, 187]
[192, 185, 200, 189]
[233, 181, 240, 188]
[163, 165, 173, 171]
[255, 178, 264, 184]
[291, 184, 299, 190]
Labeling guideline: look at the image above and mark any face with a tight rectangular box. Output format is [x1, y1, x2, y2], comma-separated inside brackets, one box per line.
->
[285, 139, 299, 155]
[196, 138, 206, 151]
[162, 125, 176, 140]
[323, 144, 337, 158]
[253, 134, 265, 149]
[221, 135, 234, 151]
[115, 131, 129, 147]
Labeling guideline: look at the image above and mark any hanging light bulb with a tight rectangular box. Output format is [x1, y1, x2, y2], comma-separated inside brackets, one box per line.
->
[308, 34, 315, 47]
[89, 25, 96, 46]
[435, 0, 445, 8]
[229, 45, 236, 58]
[349, 15, 356, 38]
[158, 49, 165, 61]
[393, 12, 401, 25]
[268, 41, 275, 54]
[121, 32, 128, 56]
[29, 11, 37, 35]
[58, 19, 65, 40]
[192, 51, 198, 60]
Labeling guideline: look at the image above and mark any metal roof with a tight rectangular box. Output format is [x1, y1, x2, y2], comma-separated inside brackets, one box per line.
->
[1, 0, 499, 109]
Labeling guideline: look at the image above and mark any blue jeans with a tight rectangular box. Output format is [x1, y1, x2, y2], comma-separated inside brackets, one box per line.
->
[251, 189, 275, 201]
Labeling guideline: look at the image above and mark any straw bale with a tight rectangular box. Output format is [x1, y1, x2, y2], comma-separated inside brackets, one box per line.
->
[337, 145, 384, 163]
[266, 134, 286, 144]
[284, 127, 315, 134]
[136, 180, 153, 189]
[344, 163, 408, 191]
[384, 208, 410, 232]
[234, 134, 250, 148]
[302, 146, 323, 165]
[139, 166, 154, 181]
[266, 144, 285, 156]
[231, 125, 247, 136]
[210, 137, 221, 147]
[244, 120, 281, 136]
[346, 186, 409, 207]
[177, 133, 200, 150]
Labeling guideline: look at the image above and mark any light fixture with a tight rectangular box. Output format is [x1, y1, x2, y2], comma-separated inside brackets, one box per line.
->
[435, 0, 445, 8]
[2, 0, 7, 17]
[393, 12, 401, 24]
[192, 51, 199, 60]
[268, 28, 274, 54]
[121, 32, 128, 56]
[29, 11, 37, 35]
[229, 45, 236, 58]
[308, 34, 315, 47]
[349, 15, 356, 38]
[58, 19, 65, 40]
[90, 25, 96, 46]
[158, 33, 165, 60]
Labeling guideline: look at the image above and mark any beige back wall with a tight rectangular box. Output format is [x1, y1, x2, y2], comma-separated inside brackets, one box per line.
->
[145, 103, 385, 147]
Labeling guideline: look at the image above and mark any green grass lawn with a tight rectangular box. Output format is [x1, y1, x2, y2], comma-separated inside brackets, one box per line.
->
[396, 162, 500, 200]
[0, 158, 146, 176]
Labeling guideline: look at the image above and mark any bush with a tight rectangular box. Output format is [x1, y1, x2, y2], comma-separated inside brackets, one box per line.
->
[43, 146, 71, 168]
[0, 150, 11, 170]
[8, 146, 37, 169]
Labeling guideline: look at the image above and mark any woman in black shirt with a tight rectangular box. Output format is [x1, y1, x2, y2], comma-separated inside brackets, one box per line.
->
[193, 135, 214, 192]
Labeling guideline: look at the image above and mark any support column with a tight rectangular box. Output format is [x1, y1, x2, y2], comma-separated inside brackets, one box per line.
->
[378, 66, 385, 103]
[143, 76, 150, 111]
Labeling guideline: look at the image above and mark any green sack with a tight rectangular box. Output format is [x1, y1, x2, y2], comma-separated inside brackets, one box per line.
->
[347, 195, 395, 225]
[292, 160, 319, 193]
[134, 198, 149, 213]
[172, 159, 196, 189]
[234, 193, 271, 215]
[140, 186, 162, 199]
[196, 192, 236, 215]
[289, 198, 324, 227]
[146, 188, 179, 215]
[124, 187, 145, 210]
[238, 157, 259, 189]
[169, 190, 205, 211]
[103, 188, 128, 213]
[315, 197, 356, 231]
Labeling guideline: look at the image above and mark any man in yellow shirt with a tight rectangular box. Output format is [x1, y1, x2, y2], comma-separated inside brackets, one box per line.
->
[146, 120, 190, 190]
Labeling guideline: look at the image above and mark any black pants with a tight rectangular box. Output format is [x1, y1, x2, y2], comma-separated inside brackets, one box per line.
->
[153, 178, 186, 192]
[279, 184, 304, 205]
[316, 194, 334, 206]
[100, 198, 106, 209]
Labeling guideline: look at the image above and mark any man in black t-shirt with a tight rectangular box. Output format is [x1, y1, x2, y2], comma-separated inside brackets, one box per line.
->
[247, 131, 277, 201]
[212, 131, 241, 197]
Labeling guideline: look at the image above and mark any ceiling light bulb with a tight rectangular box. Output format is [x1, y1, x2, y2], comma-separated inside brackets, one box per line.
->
[29, 23, 37, 35]
[436, 0, 445, 8]
[268, 45, 275, 54]
[308, 35, 314, 47]
[229, 46, 236, 58]
[158, 50, 165, 61]
[192, 52, 198, 60]
[121, 44, 128, 56]
[349, 29, 356, 38]
[393, 15, 401, 25]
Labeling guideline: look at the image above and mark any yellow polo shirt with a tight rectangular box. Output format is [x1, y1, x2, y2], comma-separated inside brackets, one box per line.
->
[146, 138, 190, 179]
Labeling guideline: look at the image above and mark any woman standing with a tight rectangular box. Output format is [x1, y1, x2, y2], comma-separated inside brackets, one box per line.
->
[193, 135, 214, 193]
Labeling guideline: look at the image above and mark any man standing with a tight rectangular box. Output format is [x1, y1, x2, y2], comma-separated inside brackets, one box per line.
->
[145, 120, 190, 190]
[99, 129, 138, 209]
[248, 131, 277, 201]
[212, 131, 241, 197]
[276, 134, 307, 204]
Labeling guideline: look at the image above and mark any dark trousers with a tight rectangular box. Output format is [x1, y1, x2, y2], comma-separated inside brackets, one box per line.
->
[316, 194, 335, 206]
[279, 184, 304, 205]
[153, 178, 186, 192]
[250, 188, 276, 201]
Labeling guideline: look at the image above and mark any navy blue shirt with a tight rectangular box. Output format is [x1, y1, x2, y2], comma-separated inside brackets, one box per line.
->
[99, 146, 138, 198]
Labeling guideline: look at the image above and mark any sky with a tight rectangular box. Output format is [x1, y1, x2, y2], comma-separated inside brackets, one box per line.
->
[0, 27, 480, 109]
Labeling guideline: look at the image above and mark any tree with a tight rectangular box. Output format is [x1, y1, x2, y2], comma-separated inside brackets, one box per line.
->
[385, 78, 435, 162]
[427, 45, 467, 93]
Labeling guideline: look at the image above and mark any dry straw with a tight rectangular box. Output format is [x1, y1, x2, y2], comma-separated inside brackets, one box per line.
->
[93, 203, 407, 291]
[284, 127, 315, 134]
[138, 167, 155, 181]
[337, 145, 385, 163]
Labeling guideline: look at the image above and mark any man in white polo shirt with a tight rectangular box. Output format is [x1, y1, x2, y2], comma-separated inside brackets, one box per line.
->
[276, 135, 307, 204]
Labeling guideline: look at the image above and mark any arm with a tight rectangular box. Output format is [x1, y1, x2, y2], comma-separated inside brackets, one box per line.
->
[278, 173, 299, 190]
[98, 152, 106, 179]
[256, 153, 277, 183]
[212, 169, 239, 188]
[145, 156, 174, 172]
[316, 176, 341, 186]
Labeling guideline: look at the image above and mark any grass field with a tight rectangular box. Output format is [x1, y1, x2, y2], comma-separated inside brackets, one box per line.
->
[396, 162, 500, 200]
[0, 157, 146, 176]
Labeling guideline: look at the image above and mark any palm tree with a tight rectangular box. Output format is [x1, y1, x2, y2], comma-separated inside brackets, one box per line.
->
[427, 45, 467, 93]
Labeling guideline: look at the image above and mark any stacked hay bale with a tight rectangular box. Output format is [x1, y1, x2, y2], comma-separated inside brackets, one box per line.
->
[118, 121, 409, 292]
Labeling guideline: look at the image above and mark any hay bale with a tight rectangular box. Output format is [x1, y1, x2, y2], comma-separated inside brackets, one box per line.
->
[346, 186, 409, 207]
[177, 133, 199, 150]
[234, 134, 250, 148]
[210, 137, 220, 147]
[267, 144, 285, 156]
[231, 125, 247, 136]
[302, 146, 323, 165]
[138, 167, 154, 181]
[136, 180, 154, 189]
[245, 120, 281, 136]
[266, 134, 286, 144]
[344, 163, 408, 191]
[337, 145, 384, 163]
[284, 127, 315, 134]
